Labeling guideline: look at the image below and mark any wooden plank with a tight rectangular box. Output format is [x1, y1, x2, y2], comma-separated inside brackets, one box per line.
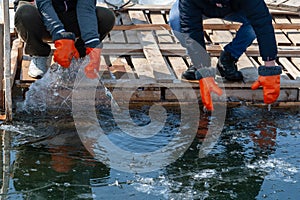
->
[168, 56, 188, 80]
[97, 3, 300, 14]
[280, 0, 300, 12]
[20, 59, 37, 82]
[3, 0, 12, 120]
[128, 10, 175, 82]
[287, 16, 300, 45]
[149, 13, 173, 43]
[164, 87, 200, 101]
[290, 57, 300, 72]
[112, 86, 161, 102]
[120, 13, 140, 43]
[106, 56, 136, 79]
[274, 15, 300, 46]
[279, 57, 300, 80]
[102, 55, 117, 79]
[204, 19, 234, 44]
[237, 54, 258, 82]
[15, 74, 300, 93]
[273, 19, 292, 45]
[265, 0, 300, 12]
[131, 56, 155, 80]
[101, 43, 300, 57]
[0, 24, 4, 111]
[265, 0, 289, 7]
[225, 87, 299, 102]
[110, 13, 126, 43]
[112, 23, 300, 31]
[10, 39, 23, 85]
[15, 76, 300, 90]
[109, 30, 126, 43]
[101, 3, 285, 13]
[164, 86, 299, 102]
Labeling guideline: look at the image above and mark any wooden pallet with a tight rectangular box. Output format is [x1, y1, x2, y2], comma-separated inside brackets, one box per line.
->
[8, 4, 300, 105]
[266, 0, 300, 12]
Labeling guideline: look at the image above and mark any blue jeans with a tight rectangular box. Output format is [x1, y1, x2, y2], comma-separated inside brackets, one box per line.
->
[169, 0, 256, 59]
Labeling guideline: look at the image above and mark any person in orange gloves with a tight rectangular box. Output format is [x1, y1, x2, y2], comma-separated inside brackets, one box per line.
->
[14, 0, 115, 79]
[169, 0, 282, 110]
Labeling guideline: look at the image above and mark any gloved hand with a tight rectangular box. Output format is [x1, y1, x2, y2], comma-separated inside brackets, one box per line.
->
[53, 32, 79, 68]
[195, 68, 223, 111]
[251, 66, 282, 104]
[85, 47, 102, 79]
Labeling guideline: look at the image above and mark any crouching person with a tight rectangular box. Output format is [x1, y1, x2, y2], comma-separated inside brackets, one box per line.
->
[169, 0, 282, 109]
[14, 0, 115, 79]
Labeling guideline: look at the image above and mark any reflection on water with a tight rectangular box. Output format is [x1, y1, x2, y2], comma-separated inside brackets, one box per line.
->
[0, 106, 299, 199]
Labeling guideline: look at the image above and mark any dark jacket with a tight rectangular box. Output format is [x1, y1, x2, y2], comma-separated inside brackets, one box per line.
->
[179, 0, 277, 61]
[35, 0, 100, 48]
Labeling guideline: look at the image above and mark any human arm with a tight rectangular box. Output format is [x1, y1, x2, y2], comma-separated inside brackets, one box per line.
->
[35, 0, 79, 67]
[77, 0, 102, 78]
[35, 0, 65, 40]
[76, 0, 101, 48]
[239, 0, 277, 62]
[239, 0, 282, 103]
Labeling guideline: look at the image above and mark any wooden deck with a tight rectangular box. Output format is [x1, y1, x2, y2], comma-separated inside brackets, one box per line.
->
[266, 0, 300, 12]
[7, 3, 300, 106]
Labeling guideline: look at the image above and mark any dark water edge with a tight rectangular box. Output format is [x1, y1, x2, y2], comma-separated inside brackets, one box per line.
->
[0, 105, 299, 200]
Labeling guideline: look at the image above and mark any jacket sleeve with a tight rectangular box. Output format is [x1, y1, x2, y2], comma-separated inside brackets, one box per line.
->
[35, 0, 65, 41]
[76, 0, 101, 48]
[240, 0, 277, 61]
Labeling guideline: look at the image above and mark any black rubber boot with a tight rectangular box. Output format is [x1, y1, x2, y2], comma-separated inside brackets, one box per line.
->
[182, 65, 198, 80]
[217, 51, 243, 81]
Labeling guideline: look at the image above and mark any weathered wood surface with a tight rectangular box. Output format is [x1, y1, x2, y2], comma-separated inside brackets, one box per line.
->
[0, 24, 4, 113]
[265, 0, 300, 12]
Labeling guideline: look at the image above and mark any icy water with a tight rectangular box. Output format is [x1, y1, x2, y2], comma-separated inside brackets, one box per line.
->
[0, 106, 299, 200]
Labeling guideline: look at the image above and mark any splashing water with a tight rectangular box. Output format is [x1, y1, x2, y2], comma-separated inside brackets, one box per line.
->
[17, 59, 109, 114]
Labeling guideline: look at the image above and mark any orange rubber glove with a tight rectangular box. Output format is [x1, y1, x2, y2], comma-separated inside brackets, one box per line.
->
[54, 39, 79, 68]
[85, 47, 102, 79]
[195, 68, 223, 111]
[199, 77, 223, 111]
[251, 66, 282, 104]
